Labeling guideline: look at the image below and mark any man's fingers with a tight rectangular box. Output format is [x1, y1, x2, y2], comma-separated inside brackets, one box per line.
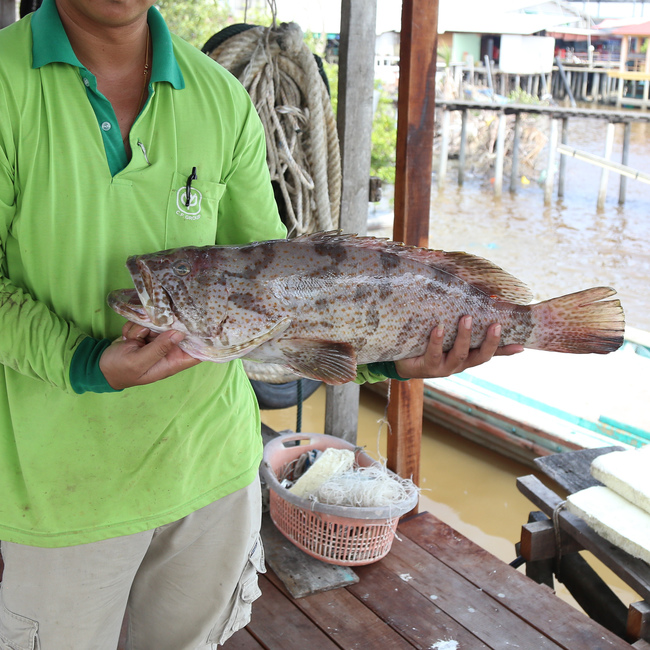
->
[443, 315, 472, 368]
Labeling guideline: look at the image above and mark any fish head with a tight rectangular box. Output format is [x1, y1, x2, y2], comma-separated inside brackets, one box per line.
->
[108, 247, 229, 338]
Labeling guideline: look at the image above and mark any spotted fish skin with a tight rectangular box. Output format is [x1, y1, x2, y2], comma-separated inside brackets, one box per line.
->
[107, 232, 625, 385]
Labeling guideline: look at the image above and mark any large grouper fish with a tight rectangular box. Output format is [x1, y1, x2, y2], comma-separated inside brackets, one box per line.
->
[107, 231, 625, 385]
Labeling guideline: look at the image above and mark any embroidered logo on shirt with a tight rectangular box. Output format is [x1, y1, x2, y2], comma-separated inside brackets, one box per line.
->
[176, 186, 202, 220]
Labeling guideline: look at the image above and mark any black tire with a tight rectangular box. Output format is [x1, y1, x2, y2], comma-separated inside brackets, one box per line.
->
[250, 378, 321, 410]
[201, 23, 256, 55]
[20, 0, 42, 17]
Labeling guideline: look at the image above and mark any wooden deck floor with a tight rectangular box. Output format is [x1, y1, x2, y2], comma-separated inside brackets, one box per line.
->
[223, 512, 638, 650]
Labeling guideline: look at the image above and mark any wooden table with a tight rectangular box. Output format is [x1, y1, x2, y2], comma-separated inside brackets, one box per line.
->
[223, 511, 636, 649]
[517, 447, 650, 647]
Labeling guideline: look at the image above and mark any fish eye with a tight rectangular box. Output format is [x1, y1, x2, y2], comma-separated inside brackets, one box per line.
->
[172, 260, 191, 277]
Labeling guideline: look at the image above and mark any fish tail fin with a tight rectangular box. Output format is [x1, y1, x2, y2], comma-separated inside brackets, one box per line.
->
[527, 287, 625, 354]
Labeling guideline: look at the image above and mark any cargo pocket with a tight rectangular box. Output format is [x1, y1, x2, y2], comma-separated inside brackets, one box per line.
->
[208, 534, 266, 646]
[0, 597, 39, 650]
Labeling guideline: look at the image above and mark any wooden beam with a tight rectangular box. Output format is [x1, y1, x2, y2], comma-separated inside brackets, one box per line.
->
[324, 0, 378, 442]
[387, 0, 438, 490]
[629, 602, 650, 644]
[0, 0, 16, 28]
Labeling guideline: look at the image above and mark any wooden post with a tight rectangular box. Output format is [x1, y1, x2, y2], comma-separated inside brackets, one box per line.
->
[0, 0, 16, 27]
[544, 117, 558, 205]
[387, 0, 438, 488]
[619, 121, 631, 206]
[493, 112, 506, 197]
[628, 601, 650, 643]
[641, 45, 650, 108]
[510, 112, 522, 193]
[324, 0, 378, 442]
[617, 37, 629, 108]
[484, 55, 494, 96]
[597, 121, 616, 210]
[458, 107, 468, 186]
[558, 117, 569, 198]
[593, 72, 600, 101]
[555, 58, 576, 107]
[437, 108, 450, 189]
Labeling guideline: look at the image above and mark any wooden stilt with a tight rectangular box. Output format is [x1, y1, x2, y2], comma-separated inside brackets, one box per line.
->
[510, 112, 522, 193]
[493, 112, 506, 197]
[438, 109, 450, 189]
[458, 108, 468, 186]
[544, 118, 558, 205]
[597, 121, 616, 210]
[558, 117, 569, 198]
[619, 121, 632, 205]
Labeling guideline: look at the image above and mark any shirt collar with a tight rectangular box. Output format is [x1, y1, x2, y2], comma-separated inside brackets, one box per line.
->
[31, 0, 185, 89]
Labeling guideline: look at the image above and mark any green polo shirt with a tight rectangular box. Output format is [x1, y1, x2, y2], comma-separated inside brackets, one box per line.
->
[0, 2, 287, 546]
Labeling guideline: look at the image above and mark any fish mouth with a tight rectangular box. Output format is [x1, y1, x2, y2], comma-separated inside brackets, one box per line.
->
[107, 288, 153, 327]
[111, 256, 175, 329]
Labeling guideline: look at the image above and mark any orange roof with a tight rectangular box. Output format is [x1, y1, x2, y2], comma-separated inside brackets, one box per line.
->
[610, 20, 650, 37]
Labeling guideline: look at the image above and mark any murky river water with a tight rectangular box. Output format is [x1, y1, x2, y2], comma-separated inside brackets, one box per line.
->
[262, 113, 648, 611]
[371, 115, 650, 332]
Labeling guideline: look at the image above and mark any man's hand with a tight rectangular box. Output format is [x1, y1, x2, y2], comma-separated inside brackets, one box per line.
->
[99, 323, 201, 390]
[394, 316, 524, 379]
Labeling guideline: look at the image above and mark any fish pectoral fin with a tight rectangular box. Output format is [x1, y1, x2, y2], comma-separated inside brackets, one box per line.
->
[279, 339, 358, 385]
[205, 317, 292, 362]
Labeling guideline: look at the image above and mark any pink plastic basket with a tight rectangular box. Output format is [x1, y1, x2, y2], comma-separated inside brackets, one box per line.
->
[260, 433, 418, 566]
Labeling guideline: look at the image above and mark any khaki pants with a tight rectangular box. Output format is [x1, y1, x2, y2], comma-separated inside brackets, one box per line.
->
[0, 478, 264, 650]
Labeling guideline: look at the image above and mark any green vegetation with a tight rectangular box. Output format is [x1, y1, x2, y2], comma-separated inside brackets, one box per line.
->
[370, 87, 397, 184]
[508, 88, 549, 106]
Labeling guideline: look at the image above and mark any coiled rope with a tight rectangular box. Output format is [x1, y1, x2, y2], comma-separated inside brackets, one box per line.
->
[205, 21, 341, 237]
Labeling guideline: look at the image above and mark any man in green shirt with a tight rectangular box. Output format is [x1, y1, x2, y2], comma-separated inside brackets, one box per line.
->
[0, 1, 520, 648]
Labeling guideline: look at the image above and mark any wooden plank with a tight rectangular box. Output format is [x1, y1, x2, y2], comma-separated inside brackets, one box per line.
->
[221, 629, 266, 650]
[265, 570, 414, 649]
[400, 513, 633, 649]
[520, 519, 583, 561]
[349, 561, 489, 648]
[534, 447, 626, 494]
[370, 533, 565, 649]
[260, 515, 359, 599]
[517, 475, 650, 604]
[628, 602, 650, 643]
[245, 575, 342, 650]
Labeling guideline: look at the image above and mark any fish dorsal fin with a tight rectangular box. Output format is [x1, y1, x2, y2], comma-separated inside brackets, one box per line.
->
[292, 231, 533, 305]
[277, 338, 358, 385]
